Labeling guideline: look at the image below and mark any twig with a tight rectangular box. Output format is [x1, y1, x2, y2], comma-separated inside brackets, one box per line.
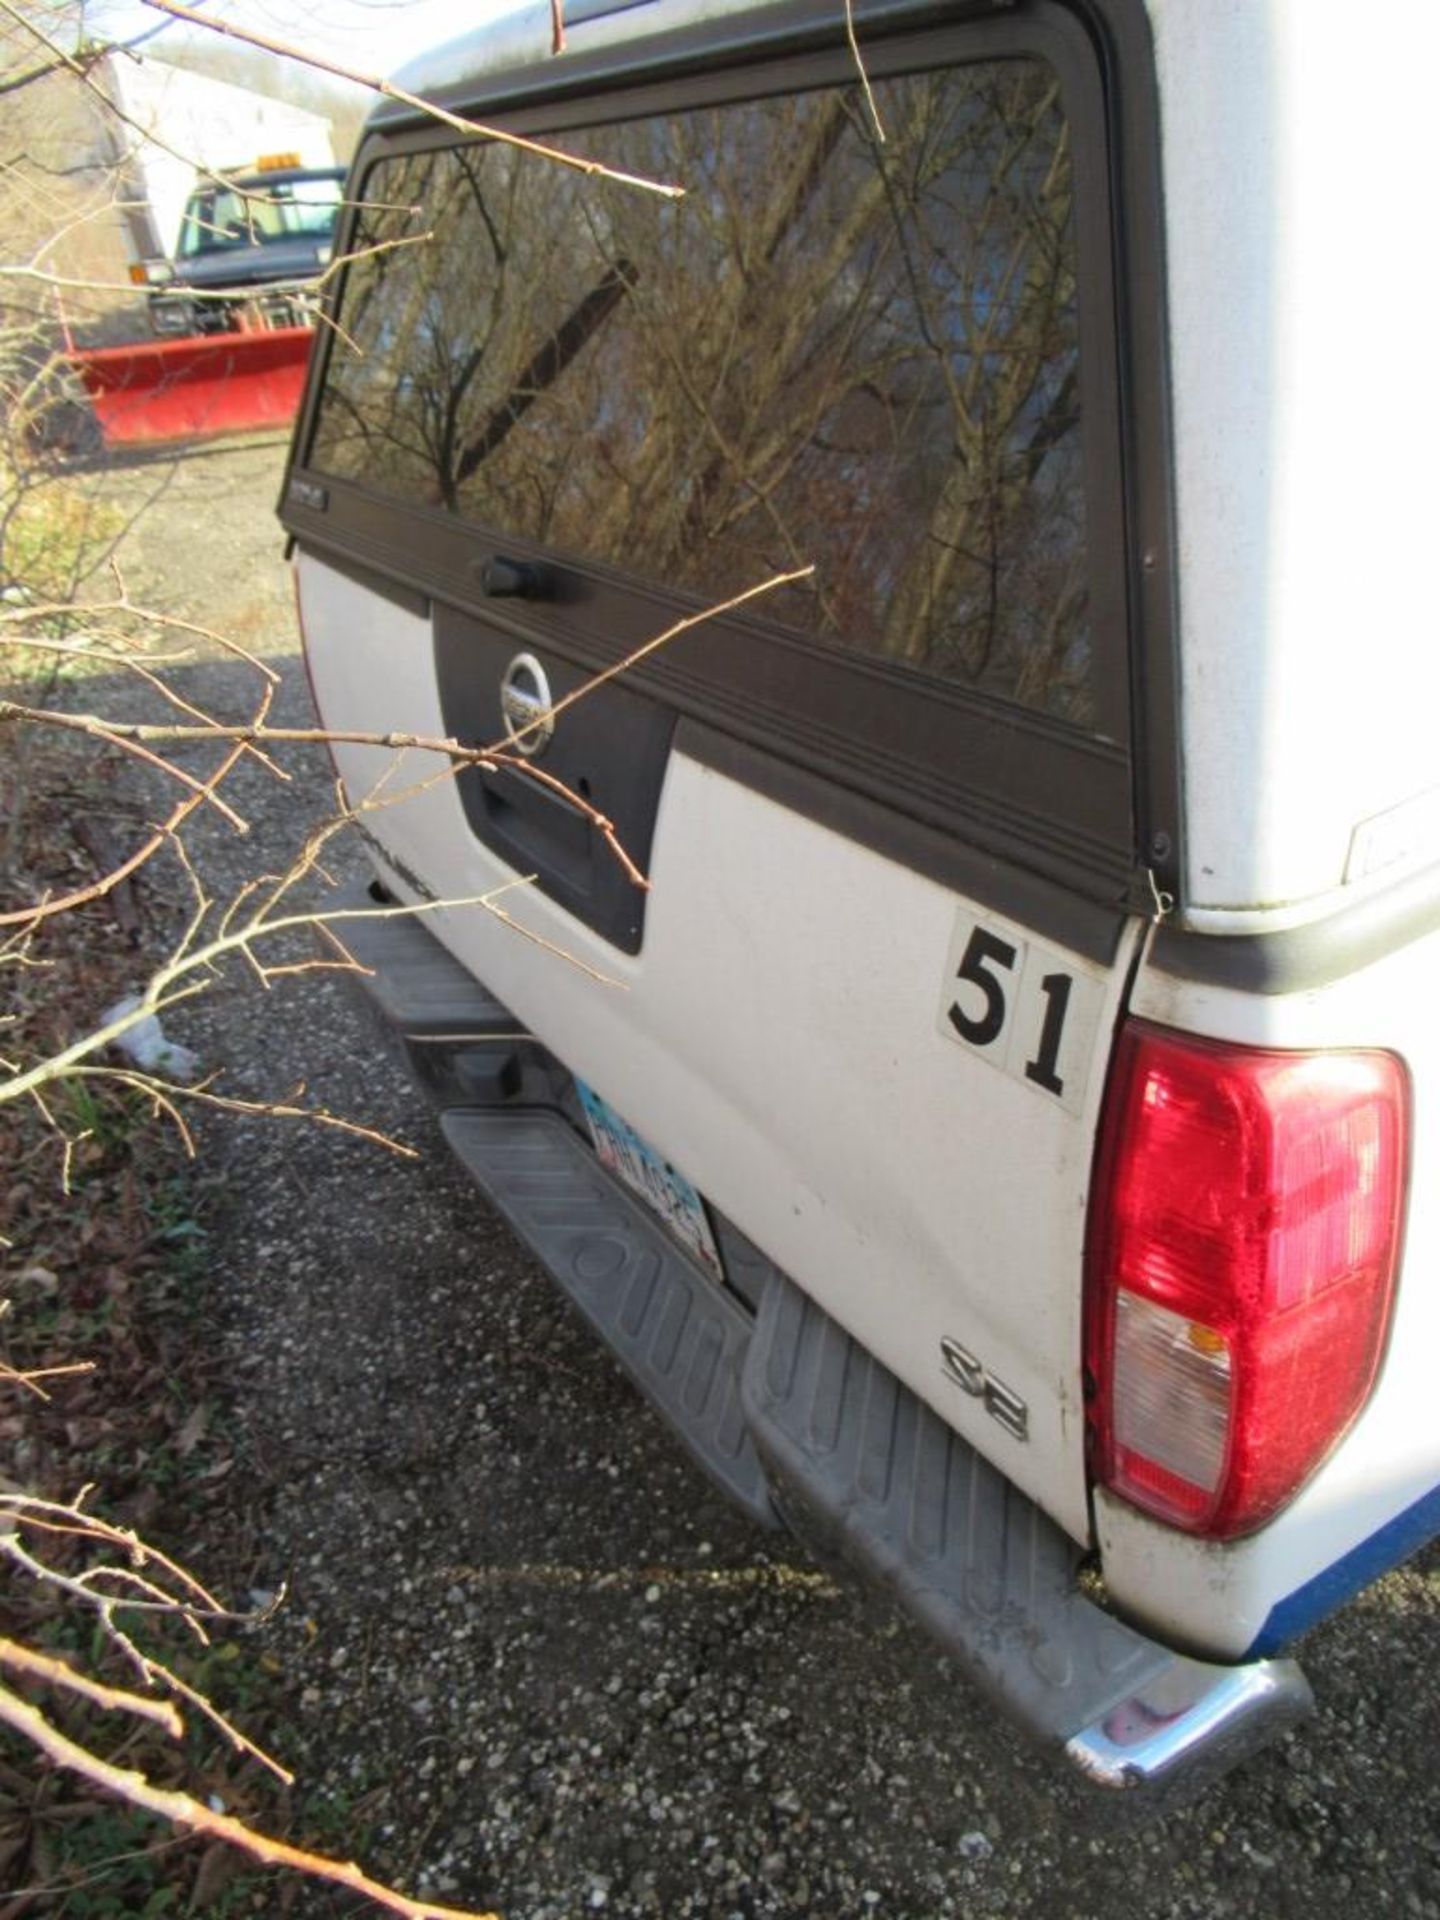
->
[0, 0, 273, 206]
[1, 575, 811, 1148]
[140, 0, 684, 201]
[1, 574, 282, 683]
[496, 565, 816, 750]
[1, 1533, 219, 1625]
[1, 569, 813, 768]
[0, 682, 274, 930]
[0, 230, 433, 308]
[0, 1499, 303, 1800]
[0, 1357, 96, 1401]
[0, 566, 809, 941]
[843, 0, 886, 143]
[0, 1495, 229, 1612]
[109, 1620, 294, 1787]
[49, 713, 251, 835]
[0, 1639, 183, 1737]
[0, 1683, 499, 1920]
[72, 1068, 422, 1161]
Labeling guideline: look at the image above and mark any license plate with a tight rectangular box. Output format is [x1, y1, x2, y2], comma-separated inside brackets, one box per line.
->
[576, 1081, 724, 1280]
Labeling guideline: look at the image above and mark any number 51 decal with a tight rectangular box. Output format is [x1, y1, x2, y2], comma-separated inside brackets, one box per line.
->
[936, 908, 1105, 1115]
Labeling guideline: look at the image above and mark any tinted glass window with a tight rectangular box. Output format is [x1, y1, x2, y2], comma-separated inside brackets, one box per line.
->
[312, 63, 1096, 727]
[179, 176, 344, 256]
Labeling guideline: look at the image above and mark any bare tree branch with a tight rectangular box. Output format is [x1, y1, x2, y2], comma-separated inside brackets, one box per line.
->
[0, 566, 812, 936]
[0, 681, 274, 930]
[0, 1639, 183, 1737]
[139, 0, 685, 201]
[0, 1682, 499, 1920]
[0, 0, 272, 206]
[844, 0, 886, 143]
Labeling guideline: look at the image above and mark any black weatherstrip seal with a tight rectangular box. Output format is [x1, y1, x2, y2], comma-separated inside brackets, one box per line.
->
[1068, 0, 1183, 912]
[1154, 861, 1440, 997]
[678, 720, 1124, 967]
[365, 0, 1029, 131]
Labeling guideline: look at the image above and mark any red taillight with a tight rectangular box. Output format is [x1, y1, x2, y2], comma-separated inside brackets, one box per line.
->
[1085, 1021, 1408, 1539]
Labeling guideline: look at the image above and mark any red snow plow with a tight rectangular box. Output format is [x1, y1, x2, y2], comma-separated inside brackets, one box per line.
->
[67, 327, 313, 448]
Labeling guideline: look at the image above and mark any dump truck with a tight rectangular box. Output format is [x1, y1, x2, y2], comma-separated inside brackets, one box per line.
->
[133, 156, 345, 336]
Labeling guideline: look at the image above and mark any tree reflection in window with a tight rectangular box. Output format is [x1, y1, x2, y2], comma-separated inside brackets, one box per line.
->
[312, 61, 1095, 729]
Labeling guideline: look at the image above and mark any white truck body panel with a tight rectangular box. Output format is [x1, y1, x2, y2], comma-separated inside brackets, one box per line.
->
[1150, 0, 1440, 918]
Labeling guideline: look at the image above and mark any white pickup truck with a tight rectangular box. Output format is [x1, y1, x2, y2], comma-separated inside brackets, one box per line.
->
[279, 0, 1438, 1805]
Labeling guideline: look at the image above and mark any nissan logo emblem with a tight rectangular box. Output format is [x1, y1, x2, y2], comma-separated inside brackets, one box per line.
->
[499, 652, 555, 758]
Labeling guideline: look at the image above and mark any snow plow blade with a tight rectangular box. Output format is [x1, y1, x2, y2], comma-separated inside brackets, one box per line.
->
[67, 328, 312, 447]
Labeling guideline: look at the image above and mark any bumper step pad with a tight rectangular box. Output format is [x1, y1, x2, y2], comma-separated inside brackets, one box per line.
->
[440, 1110, 776, 1530]
[741, 1270, 1312, 1802]
[320, 882, 513, 1035]
[744, 1270, 1164, 1730]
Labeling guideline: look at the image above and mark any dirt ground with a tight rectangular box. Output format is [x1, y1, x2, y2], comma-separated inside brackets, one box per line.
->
[71, 434, 1440, 1918]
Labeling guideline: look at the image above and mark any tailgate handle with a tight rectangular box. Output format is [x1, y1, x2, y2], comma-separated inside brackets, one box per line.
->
[477, 554, 548, 599]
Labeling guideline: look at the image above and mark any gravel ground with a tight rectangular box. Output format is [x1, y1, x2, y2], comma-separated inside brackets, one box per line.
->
[89, 437, 1440, 1919]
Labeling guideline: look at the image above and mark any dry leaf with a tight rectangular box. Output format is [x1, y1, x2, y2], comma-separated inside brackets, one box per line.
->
[188, 1838, 246, 1911]
[175, 1402, 210, 1457]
